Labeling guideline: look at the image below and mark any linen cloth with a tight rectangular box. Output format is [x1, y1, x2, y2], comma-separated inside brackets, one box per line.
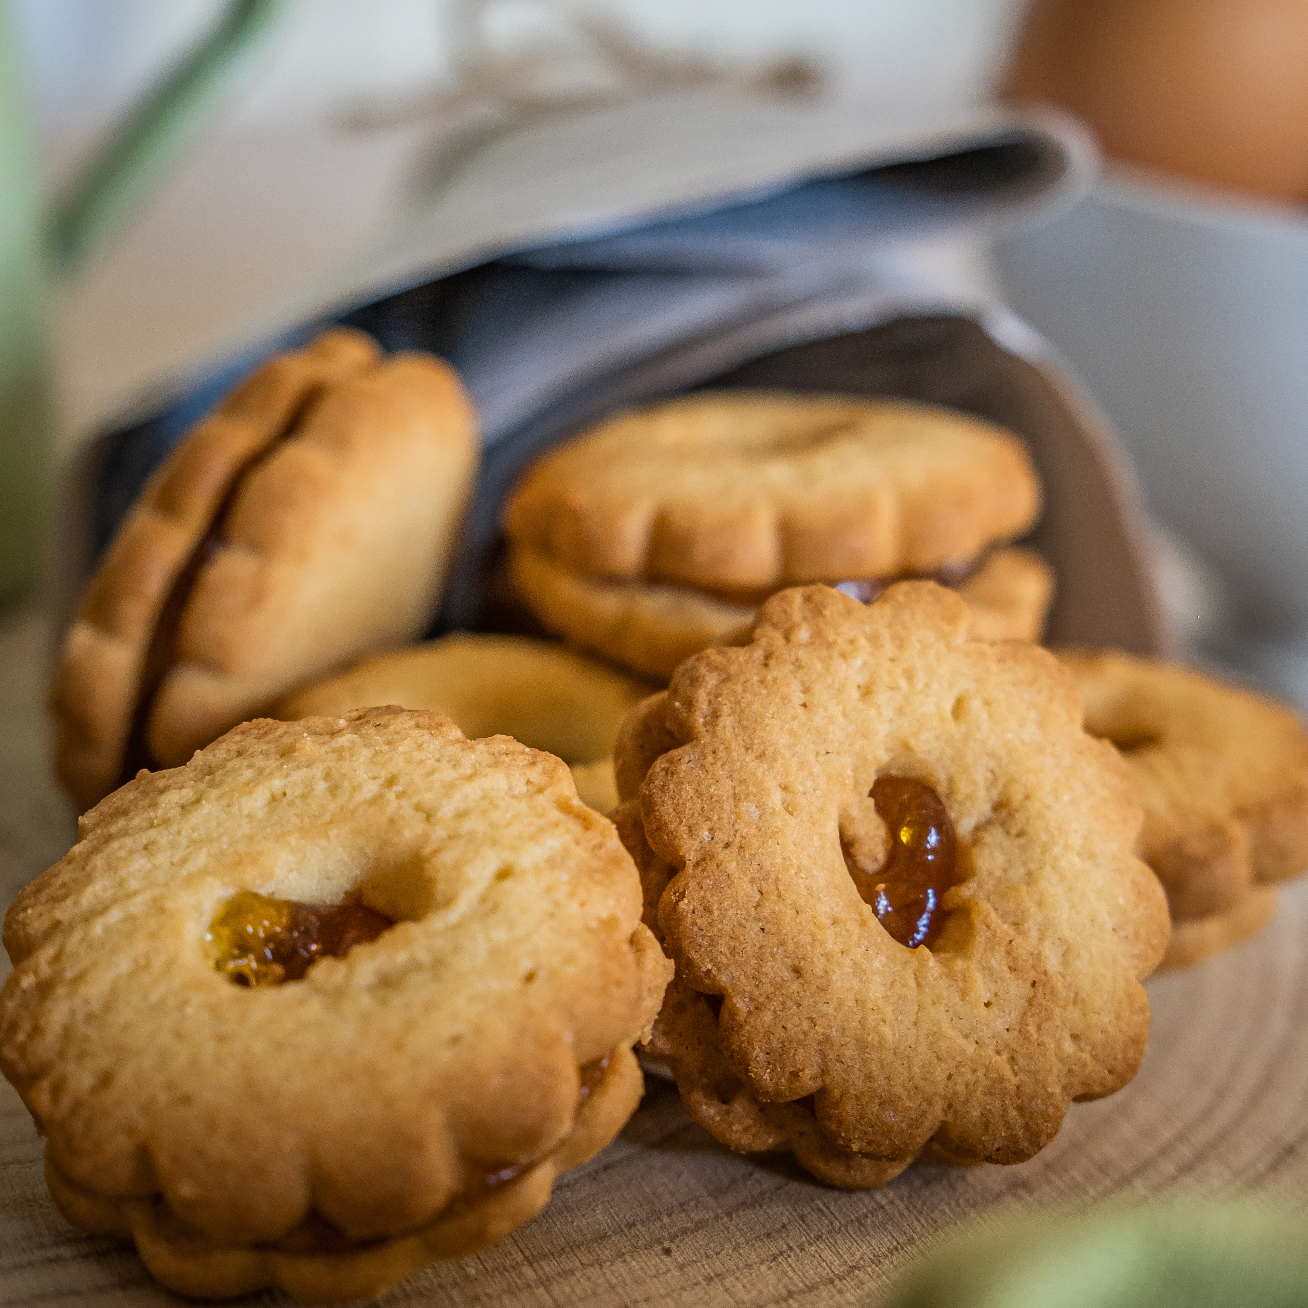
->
[71, 92, 1168, 653]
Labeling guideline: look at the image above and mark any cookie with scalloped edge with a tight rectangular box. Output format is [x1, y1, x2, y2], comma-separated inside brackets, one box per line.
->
[505, 391, 1041, 591]
[51, 329, 477, 813]
[509, 542, 1053, 681]
[613, 582, 1167, 1186]
[1060, 648, 1308, 923]
[1, 707, 670, 1303]
[1158, 886, 1279, 972]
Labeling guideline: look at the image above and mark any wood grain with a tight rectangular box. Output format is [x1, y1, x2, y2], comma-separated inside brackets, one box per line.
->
[2, 601, 1306, 1307]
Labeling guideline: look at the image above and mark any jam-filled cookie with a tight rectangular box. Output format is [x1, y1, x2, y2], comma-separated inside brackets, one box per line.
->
[275, 634, 655, 813]
[1059, 648, 1308, 926]
[613, 583, 1168, 1188]
[51, 329, 477, 813]
[503, 392, 1050, 680]
[509, 543, 1053, 682]
[0, 708, 670, 1303]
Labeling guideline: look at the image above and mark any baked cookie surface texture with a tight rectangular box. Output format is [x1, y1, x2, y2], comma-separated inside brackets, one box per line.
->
[275, 633, 655, 812]
[1060, 647, 1308, 968]
[51, 328, 478, 813]
[614, 583, 1168, 1188]
[504, 392, 1050, 680]
[0, 708, 670, 1303]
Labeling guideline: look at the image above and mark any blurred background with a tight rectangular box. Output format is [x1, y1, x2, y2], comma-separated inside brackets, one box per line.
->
[10, 0, 1029, 441]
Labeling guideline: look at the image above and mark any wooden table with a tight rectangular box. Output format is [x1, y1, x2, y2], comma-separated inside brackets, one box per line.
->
[2, 597, 1306, 1306]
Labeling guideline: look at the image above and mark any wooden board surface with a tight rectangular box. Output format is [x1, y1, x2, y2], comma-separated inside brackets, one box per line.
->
[2, 601, 1306, 1307]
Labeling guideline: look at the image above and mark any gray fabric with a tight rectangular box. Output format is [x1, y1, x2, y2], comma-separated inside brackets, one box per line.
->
[72, 97, 1168, 656]
[252, 95, 1095, 335]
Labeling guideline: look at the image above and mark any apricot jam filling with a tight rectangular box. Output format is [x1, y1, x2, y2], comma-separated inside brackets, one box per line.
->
[845, 775, 965, 950]
[207, 890, 394, 987]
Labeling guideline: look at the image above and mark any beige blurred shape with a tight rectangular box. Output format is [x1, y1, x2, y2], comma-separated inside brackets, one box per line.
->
[274, 633, 655, 813]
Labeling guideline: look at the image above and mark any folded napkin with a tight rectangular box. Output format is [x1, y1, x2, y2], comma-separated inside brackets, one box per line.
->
[70, 93, 1169, 654]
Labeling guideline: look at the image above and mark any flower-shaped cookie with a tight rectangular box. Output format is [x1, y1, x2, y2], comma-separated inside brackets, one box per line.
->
[614, 583, 1168, 1186]
[1060, 647, 1308, 968]
[504, 392, 1049, 681]
[1, 708, 670, 1302]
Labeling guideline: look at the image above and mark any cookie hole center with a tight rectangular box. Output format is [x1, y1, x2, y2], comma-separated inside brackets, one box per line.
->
[841, 775, 966, 950]
[726, 417, 859, 457]
[1095, 726, 1162, 754]
[206, 890, 395, 988]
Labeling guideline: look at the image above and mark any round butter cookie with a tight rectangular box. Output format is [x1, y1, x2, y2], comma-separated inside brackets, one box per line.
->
[613, 582, 1168, 1188]
[505, 392, 1041, 590]
[51, 329, 478, 813]
[1, 708, 671, 1304]
[508, 543, 1054, 682]
[275, 634, 655, 813]
[503, 392, 1048, 680]
[1059, 648, 1308, 925]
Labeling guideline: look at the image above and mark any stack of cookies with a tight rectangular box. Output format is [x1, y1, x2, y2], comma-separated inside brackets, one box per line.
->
[1061, 647, 1308, 970]
[50, 328, 477, 814]
[5, 330, 1307, 1302]
[2, 708, 670, 1302]
[502, 391, 1056, 680]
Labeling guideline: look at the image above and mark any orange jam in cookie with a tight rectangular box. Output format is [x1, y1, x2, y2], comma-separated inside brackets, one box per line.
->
[207, 891, 394, 986]
[847, 776, 963, 949]
[474, 1053, 615, 1194]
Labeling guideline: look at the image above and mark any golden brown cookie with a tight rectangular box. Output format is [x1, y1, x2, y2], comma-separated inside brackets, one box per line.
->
[50, 329, 478, 814]
[508, 543, 1054, 682]
[275, 634, 655, 813]
[506, 392, 1041, 588]
[0, 707, 670, 1304]
[1157, 886, 1279, 973]
[503, 392, 1048, 680]
[613, 582, 1168, 1188]
[1059, 649, 1308, 924]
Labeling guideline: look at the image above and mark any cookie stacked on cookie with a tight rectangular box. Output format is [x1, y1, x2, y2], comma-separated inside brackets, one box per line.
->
[26, 319, 1308, 1308]
[1061, 648, 1308, 969]
[276, 634, 655, 813]
[51, 329, 477, 813]
[504, 392, 1054, 680]
[2, 708, 670, 1303]
[614, 582, 1169, 1187]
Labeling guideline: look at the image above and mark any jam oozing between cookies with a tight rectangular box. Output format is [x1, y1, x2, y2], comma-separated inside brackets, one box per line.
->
[695, 558, 980, 610]
[473, 1053, 615, 1192]
[207, 890, 394, 986]
[831, 557, 976, 607]
[846, 776, 963, 949]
